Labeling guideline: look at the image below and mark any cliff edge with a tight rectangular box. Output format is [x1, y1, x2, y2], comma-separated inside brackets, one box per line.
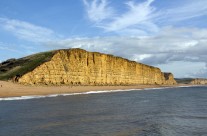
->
[0, 48, 177, 85]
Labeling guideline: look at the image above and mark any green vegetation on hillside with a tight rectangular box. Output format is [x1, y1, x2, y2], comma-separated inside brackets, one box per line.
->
[175, 78, 194, 84]
[0, 51, 55, 80]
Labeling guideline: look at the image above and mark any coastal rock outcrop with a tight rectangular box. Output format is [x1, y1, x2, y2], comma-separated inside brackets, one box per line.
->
[175, 78, 207, 85]
[190, 78, 207, 85]
[17, 48, 177, 85]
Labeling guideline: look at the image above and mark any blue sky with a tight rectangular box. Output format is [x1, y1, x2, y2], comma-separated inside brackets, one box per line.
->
[0, 0, 207, 78]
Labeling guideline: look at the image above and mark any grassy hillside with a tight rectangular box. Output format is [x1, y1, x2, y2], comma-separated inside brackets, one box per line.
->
[0, 51, 55, 81]
[175, 78, 194, 84]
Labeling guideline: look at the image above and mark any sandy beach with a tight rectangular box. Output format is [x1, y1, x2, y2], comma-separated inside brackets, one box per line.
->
[0, 81, 189, 98]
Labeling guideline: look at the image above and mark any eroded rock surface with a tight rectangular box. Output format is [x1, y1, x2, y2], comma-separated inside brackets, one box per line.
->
[190, 79, 207, 85]
[18, 48, 177, 85]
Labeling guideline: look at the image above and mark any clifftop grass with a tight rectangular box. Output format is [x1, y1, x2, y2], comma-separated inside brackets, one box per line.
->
[175, 78, 194, 84]
[0, 51, 55, 80]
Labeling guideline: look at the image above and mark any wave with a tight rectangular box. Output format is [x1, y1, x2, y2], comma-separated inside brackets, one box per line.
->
[0, 89, 141, 101]
[0, 85, 198, 101]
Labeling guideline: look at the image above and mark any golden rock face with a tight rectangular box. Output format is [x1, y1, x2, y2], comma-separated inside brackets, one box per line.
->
[18, 48, 177, 85]
[190, 79, 207, 85]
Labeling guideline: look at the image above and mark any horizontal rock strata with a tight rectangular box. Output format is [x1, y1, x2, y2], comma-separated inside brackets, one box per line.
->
[18, 48, 177, 85]
[190, 79, 207, 85]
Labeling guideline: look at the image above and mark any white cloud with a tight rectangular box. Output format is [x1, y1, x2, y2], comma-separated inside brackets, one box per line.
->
[83, 0, 207, 35]
[101, 0, 157, 32]
[0, 18, 59, 43]
[83, 0, 114, 22]
[45, 26, 207, 78]
[47, 27, 206, 59]
[159, 0, 207, 23]
[83, 0, 158, 35]
[132, 54, 153, 61]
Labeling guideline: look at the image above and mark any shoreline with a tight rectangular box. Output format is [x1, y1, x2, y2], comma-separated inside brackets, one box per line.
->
[0, 81, 197, 99]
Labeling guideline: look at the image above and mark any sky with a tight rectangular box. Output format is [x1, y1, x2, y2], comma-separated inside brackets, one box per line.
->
[0, 0, 207, 78]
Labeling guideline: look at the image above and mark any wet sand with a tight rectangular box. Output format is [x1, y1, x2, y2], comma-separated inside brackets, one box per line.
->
[0, 81, 189, 98]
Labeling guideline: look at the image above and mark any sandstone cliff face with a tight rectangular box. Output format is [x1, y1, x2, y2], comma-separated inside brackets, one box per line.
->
[190, 79, 207, 85]
[18, 48, 177, 85]
[164, 73, 177, 85]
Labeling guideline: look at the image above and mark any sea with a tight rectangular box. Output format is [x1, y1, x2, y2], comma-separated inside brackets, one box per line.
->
[0, 86, 207, 136]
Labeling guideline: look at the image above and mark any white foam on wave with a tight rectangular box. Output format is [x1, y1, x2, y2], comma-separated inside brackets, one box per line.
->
[0, 85, 198, 101]
[0, 89, 141, 101]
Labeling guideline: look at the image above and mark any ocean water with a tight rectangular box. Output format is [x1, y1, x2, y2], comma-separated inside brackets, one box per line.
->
[0, 86, 207, 136]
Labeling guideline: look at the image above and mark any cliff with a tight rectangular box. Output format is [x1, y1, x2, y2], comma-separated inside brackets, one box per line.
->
[175, 78, 207, 85]
[0, 48, 177, 85]
[190, 78, 207, 85]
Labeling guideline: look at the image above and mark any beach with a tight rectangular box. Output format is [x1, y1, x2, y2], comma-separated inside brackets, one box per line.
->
[0, 81, 189, 98]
